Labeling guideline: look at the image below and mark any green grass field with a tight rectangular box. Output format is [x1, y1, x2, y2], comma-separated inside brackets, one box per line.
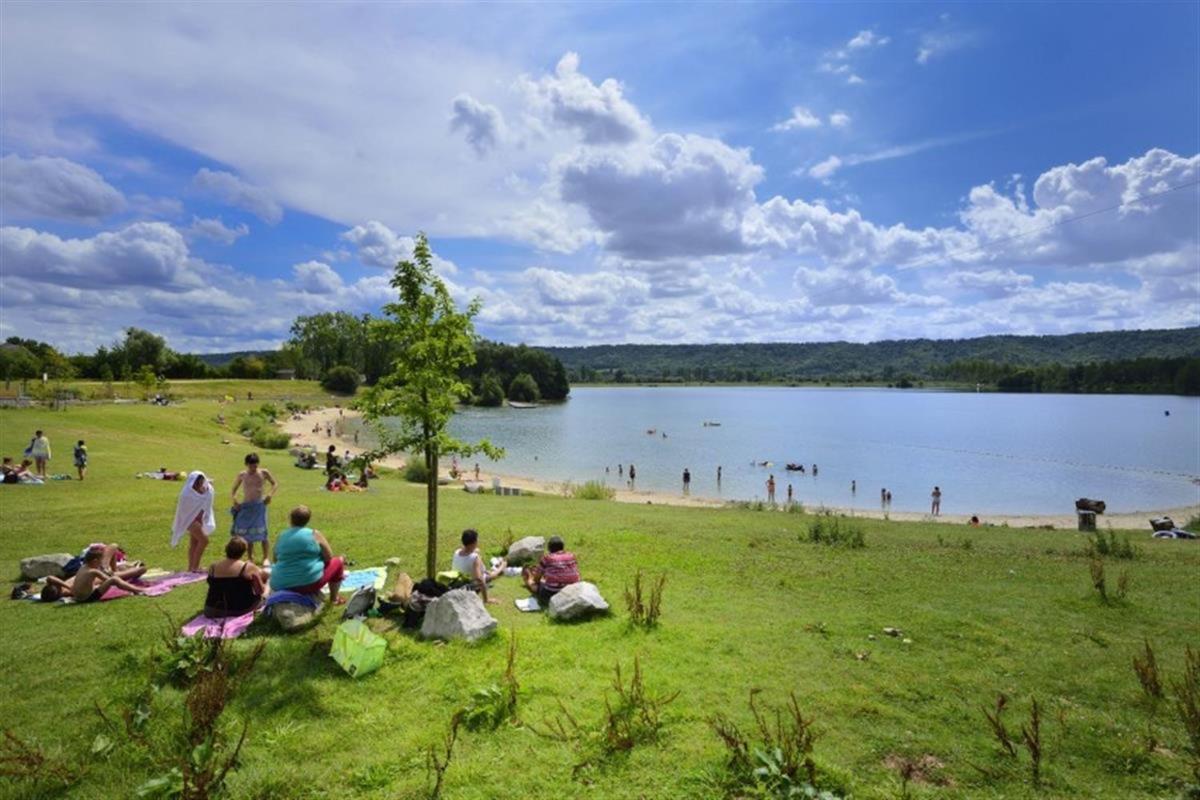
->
[1, 381, 1197, 799]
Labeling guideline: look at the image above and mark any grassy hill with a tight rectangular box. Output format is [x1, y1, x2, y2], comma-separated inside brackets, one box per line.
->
[1, 386, 1197, 798]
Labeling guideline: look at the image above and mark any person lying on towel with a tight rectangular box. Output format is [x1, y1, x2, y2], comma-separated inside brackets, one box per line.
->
[42, 545, 148, 602]
[522, 536, 580, 605]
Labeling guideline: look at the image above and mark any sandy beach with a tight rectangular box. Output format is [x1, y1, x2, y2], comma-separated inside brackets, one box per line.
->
[282, 406, 1198, 531]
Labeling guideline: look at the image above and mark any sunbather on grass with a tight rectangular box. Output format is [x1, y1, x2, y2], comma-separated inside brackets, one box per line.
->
[43, 546, 147, 602]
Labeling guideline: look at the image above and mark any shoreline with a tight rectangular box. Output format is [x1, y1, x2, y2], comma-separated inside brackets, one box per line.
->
[281, 406, 1199, 530]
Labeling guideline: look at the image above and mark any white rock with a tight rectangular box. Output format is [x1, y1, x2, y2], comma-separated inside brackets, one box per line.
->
[420, 589, 497, 642]
[505, 536, 545, 565]
[20, 553, 73, 580]
[273, 602, 319, 632]
[548, 582, 609, 622]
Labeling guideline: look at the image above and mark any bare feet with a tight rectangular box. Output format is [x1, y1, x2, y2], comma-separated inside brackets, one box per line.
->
[330, 596, 347, 606]
[486, 597, 500, 605]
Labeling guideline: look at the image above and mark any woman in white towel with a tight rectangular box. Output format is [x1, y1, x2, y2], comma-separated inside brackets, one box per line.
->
[172, 471, 217, 573]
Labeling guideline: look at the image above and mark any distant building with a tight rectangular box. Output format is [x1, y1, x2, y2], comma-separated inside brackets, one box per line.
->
[275, 369, 296, 380]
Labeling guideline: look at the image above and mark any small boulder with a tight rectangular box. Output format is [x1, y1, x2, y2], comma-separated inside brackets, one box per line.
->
[273, 602, 319, 632]
[505, 536, 545, 566]
[20, 553, 73, 580]
[420, 589, 497, 642]
[548, 581, 609, 622]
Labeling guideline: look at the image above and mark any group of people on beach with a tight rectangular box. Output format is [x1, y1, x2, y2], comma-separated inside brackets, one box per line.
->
[1, 430, 88, 484]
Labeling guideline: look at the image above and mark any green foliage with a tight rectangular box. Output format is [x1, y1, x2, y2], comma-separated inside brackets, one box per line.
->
[571, 480, 615, 500]
[468, 340, 569, 402]
[0, 343, 41, 387]
[356, 233, 502, 578]
[806, 515, 866, 548]
[625, 570, 666, 629]
[238, 412, 269, 436]
[507, 372, 540, 403]
[709, 692, 842, 800]
[251, 427, 291, 450]
[321, 365, 360, 395]
[1085, 530, 1139, 560]
[455, 637, 519, 732]
[403, 457, 430, 484]
[546, 327, 1200, 389]
[475, 373, 505, 407]
[1174, 646, 1200, 784]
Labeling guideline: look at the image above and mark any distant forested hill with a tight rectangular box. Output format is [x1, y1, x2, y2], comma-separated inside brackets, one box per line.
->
[541, 327, 1200, 386]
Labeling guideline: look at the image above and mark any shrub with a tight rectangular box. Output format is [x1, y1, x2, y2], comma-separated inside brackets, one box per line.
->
[572, 480, 615, 501]
[455, 637, 519, 732]
[238, 412, 268, 436]
[476, 374, 504, 407]
[1174, 646, 1200, 784]
[257, 402, 280, 420]
[251, 426, 291, 450]
[1084, 530, 1138, 560]
[507, 372, 540, 403]
[404, 457, 430, 484]
[1133, 640, 1163, 700]
[806, 514, 866, 548]
[709, 691, 843, 799]
[625, 570, 666, 629]
[321, 365, 360, 395]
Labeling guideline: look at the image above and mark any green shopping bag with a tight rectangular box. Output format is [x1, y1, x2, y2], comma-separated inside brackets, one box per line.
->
[330, 619, 387, 678]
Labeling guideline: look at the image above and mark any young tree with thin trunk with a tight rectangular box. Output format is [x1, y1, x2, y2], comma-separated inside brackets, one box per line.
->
[356, 233, 501, 578]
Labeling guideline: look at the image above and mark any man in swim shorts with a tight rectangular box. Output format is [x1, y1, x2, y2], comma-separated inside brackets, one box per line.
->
[230, 453, 278, 565]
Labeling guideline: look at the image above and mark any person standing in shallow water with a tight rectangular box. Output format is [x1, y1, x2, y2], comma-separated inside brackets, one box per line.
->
[766, 474, 776, 504]
[717, 465, 722, 485]
[931, 486, 942, 516]
[628, 463, 636, 489]
[851, 480, 856, 495]
[682, 468, 691, 494]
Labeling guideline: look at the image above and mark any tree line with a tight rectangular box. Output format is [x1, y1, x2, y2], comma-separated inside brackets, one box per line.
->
[1, 316, 572, 405]
[542, 328, 1200, 395]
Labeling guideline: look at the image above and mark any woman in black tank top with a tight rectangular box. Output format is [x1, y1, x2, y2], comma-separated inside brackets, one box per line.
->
[204, 537, 265, 618]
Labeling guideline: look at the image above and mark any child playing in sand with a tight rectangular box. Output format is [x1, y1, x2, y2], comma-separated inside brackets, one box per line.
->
[230, 453, 277, 565]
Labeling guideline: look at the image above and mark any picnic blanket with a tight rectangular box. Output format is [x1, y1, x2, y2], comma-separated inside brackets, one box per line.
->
[47, 571, 207, 604]
[339, 568, 386, 594]
[181, 609, 259, 639]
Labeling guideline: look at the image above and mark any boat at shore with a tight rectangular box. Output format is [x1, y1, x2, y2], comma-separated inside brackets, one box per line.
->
[508, 401, 539, 409]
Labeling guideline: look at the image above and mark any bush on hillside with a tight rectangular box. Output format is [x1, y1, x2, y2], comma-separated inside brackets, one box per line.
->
[508, 372, 540, 403]
[252, 427, 291, 450]
[238, 412, 269, 436]
[404, 457, 430, 484]
[322, 365, 360, 395]
[571, 480, 615, 500]
[477, 374, 505, 407]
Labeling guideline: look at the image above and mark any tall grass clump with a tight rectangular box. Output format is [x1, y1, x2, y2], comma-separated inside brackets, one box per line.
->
[534, 656, 678, 775]
[1173, 646, 1200, 784]
[625, 570, 666, 629]
[571, 480, 615, 501]
[1085, 529, 1139, 560]
[708, 691, 844, 799]
[1133, 640, 1163, 700]
[806, 514, 866, 549]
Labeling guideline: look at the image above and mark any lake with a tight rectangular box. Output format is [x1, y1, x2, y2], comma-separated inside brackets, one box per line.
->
[439, 386, 1200, 515]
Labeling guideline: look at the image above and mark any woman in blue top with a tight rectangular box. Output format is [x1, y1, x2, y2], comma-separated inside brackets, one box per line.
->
[270, 505, 346, 604]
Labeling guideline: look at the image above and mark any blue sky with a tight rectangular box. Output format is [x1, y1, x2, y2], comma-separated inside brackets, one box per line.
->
[1, 2, 1197, 353]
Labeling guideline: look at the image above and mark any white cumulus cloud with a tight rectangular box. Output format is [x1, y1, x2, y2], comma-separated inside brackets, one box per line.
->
[771, 106, 822, 132]
[1, 154, 125, 222]
[192, 168, 283, 224]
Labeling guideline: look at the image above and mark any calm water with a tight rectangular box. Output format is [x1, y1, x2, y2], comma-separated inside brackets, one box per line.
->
[437, 387, 1200, 515]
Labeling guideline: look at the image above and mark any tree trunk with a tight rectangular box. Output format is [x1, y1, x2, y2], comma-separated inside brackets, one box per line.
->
[425, 443, 439, 579]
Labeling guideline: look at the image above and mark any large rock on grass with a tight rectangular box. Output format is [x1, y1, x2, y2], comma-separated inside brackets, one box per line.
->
[420, 589, 497, 642]
[273, 602, 319, 632]
[20, 553, 73, 580]
[505, 536, 545, 566]
[548, 582, 609, 622]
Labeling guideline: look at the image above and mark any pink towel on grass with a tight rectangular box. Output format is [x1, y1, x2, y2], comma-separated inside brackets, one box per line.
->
[99, 571, 207, 601]
[181, 609, 258, 639]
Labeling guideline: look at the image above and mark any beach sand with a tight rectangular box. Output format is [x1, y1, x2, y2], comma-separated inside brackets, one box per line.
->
[281, 406, 1199, 530]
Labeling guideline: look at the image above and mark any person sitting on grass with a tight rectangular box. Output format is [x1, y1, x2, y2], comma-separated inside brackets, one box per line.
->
[522, 535, 580, 604]
[269, 505, 346, 605]
[42, 546, 148, 603]
[203, 536, 266, 618]
[1, 456, 18, 484]
[452, 529, 506, 605]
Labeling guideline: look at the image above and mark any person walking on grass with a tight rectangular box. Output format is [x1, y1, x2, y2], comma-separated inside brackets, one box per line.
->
[767, 474, 776, 505]
[29, 430, 50, 478]
[73, 440, 88, 481]
[231, 453, 278, 565]
[931, 486, 942, 516]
